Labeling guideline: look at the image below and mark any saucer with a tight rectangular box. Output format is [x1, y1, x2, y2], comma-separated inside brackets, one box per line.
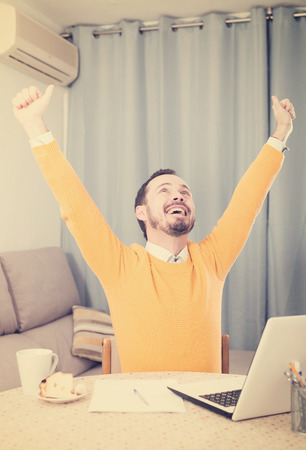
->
[36, 391, 86, 403]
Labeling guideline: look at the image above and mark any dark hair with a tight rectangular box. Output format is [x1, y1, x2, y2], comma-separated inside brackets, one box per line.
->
[134, 169, 177, 240]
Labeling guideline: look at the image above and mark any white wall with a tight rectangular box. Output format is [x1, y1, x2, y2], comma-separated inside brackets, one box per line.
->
[0, 0, 68, 253]
[3, 0, 63, 33]
[0, 55, 67, 252]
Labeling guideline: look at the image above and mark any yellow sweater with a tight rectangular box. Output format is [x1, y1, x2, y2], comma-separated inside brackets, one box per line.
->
[33, 141, 283, 373]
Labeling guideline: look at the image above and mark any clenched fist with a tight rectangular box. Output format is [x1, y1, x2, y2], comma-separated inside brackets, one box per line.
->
[12, 85, 54, 138]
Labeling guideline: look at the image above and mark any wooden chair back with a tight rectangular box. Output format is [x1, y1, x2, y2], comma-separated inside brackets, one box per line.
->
[102, 334, 230, 375]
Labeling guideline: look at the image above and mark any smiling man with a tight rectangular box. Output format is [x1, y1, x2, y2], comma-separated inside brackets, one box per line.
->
[135, 169, 196, 256]
[12, 85, 295, 373]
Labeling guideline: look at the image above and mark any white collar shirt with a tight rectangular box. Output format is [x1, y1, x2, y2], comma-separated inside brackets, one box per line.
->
[145, 241, 188, 263]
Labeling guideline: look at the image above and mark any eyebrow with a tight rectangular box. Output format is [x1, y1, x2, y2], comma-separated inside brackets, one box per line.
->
[155, 182, 191, 192]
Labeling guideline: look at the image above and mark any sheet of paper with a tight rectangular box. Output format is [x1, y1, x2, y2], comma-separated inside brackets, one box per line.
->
[88, 379, 186, 413]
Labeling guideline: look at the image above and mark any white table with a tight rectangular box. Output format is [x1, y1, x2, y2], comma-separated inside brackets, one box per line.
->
[0, 372, 304, 449]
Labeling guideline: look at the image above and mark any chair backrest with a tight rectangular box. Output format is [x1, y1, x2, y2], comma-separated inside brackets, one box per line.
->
[221, 334, 229, 374]
[102, 338, 111, 375]
[102, 334, 230, 375]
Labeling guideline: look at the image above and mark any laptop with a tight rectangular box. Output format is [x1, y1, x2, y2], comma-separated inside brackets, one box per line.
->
[168, 315, 306, 421]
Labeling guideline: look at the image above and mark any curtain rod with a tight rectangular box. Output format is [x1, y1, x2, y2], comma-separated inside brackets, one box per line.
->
[61, 8, 306, 39]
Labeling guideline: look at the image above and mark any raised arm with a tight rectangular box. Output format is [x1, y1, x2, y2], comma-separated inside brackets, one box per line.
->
[201, 96, 296, 280]
[12, 85, 139, 290]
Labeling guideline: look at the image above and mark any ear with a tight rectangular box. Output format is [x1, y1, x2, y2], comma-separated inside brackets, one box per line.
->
[135, 205, 147, 222]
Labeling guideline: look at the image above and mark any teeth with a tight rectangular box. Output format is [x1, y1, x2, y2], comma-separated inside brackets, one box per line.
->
[168, 207, 185, 215]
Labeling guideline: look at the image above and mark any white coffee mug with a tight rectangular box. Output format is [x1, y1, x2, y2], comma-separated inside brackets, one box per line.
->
[16, 348, 58, 395]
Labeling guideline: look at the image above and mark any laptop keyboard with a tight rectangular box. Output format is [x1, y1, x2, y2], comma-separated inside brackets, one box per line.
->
[200, 389, 242, 407]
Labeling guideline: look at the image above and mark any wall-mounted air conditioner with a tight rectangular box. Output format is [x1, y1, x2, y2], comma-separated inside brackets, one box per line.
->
[0, 3, 79, 86]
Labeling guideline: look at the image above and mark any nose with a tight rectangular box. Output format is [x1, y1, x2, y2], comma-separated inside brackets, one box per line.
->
[172, 192, 184, 202]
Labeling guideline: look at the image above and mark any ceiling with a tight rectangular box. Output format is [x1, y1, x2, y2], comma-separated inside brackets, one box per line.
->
[6, 0, 306, 32]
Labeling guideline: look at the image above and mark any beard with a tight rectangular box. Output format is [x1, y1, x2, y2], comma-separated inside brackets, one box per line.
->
[167, 219, 195, 236]
[146, 207, 195, 237]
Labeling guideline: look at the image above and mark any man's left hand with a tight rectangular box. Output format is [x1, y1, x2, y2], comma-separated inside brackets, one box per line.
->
[271, 96, 296, 143]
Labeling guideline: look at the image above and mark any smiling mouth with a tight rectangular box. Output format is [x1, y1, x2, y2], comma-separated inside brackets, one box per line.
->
[166, 206, 187, 216]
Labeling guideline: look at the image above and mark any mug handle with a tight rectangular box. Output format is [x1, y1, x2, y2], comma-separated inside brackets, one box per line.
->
[50, 353, 58, 374]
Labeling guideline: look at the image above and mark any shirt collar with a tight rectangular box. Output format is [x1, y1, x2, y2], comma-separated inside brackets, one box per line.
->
[145, 241, 188, 263]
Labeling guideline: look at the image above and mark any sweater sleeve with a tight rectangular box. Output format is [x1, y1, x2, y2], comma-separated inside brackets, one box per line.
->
[32, 140, 139, 289]
[199, 144, 284, 280]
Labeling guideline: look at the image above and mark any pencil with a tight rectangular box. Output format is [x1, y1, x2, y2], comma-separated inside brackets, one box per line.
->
[289, 363, 305, 388]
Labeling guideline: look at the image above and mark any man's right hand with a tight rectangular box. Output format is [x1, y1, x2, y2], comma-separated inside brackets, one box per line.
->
[12, 85, 54, 139]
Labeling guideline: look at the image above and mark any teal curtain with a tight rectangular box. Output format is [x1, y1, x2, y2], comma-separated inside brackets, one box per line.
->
[63, 7, 305, 350]
[267, 7, 306, 318]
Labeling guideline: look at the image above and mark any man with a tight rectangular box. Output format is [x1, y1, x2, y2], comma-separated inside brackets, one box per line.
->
[12, 85, 295, 373]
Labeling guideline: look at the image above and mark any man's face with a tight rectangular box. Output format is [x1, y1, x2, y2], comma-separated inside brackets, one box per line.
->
[140, 174, 195, 238]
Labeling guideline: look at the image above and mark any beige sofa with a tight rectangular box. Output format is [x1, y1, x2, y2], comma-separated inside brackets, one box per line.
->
[0, 247, 103, 392]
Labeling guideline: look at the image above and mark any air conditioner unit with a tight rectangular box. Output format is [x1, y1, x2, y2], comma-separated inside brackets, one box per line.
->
[0, 3, 79, 86]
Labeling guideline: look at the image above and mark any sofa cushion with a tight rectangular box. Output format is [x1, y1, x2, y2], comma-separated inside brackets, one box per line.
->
[72, 305, 114, 362]
[0, 247, 81, 332]
[0, 314, 98, 392]
[0, 262, 18, 335]
[24, 315, 98, 375]
[0, 332, 46, 391]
